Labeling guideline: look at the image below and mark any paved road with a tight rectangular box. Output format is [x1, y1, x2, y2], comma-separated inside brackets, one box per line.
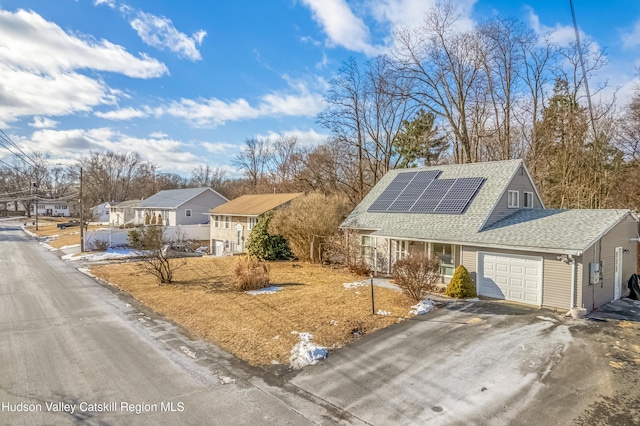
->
[0, 222, 346, 426]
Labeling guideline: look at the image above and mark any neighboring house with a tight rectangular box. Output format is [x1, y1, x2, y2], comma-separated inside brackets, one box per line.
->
[108, 199, 140, 226]
[208, 193, 303, 256]
[89, 202, 110, 223]
[342, 159, 638, 312]
[32, 199, 77, 217]
[134, 187, 227, 227]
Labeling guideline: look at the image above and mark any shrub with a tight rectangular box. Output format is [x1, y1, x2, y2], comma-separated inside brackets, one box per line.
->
[392, 252, 441, 302]
[127, 226, 163, 250]
[445, 265, 476, 299]
[92, 239, 109, 251]
[234, 257, 270, 291]
[247, 211, 292, 261]
[324, 227, 371, 275]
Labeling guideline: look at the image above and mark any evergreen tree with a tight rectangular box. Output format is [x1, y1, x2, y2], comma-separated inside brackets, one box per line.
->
[393, 109, 448, 168]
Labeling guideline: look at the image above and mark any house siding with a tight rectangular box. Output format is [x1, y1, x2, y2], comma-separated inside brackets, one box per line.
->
[579, 215, 637, 311]
[483, 166, 543, 229]
[461, 245, 572, 309]
[210, 215, 255, 254]
[178, 191, 226, 225]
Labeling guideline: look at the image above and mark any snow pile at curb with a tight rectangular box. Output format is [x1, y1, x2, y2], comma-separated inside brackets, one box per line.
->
[246, 286, 283, 295]
[21, 227, 38, 237]
[410, 299, 434, 315]
[63, 248, 142, 262]
[39, 242, 56, 251]
[343, 281, 367, 289]
[59, 244, 80, 250]
[289, 332, 328, 369]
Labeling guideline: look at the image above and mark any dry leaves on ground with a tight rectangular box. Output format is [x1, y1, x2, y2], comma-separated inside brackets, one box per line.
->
[91, 257, 413, 365]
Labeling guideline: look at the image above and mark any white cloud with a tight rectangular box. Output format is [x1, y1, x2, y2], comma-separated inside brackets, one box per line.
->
[23, 128, 203, 173]
[129, 11, 207, 61]
[622, 19, 640, 49]
[0, 8, 167, 125]
[301, 0, 382, 56]
[527, 8, 582, 47]
[95, 107, 148, 120]
[156, 77, 326, 127]
[93, 0, 116, 8]
[369, 0, 476, 32]
[149, 131, 168, 138]
[257, 128, 329, 147]
[29, 116, 59, 129]
[202, 141, 238, 154]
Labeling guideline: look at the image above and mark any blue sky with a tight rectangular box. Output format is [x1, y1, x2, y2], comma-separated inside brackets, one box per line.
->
[1, 0, 640, 177]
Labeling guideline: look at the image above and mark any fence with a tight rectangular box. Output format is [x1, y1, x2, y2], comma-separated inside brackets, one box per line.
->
[84, 224, 210, 250]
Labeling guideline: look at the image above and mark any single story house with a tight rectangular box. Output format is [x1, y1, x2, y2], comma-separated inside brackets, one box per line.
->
[208, 193, 303, 256]
[108, 199, 140, 226]
[134, 187, 227, 227]
[341, 159, 638, 312]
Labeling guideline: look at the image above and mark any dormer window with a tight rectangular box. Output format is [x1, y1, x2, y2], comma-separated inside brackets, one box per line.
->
[523, 192, 533, 208]
[508, 190, 519, 208]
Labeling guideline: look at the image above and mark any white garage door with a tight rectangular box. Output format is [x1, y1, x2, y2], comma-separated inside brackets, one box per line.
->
[477, 252, 542, 305]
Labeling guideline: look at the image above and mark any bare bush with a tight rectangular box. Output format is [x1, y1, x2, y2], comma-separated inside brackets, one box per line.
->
[234, 257, 270, 291]
[392, 253, 441, 302]
[92, 239, 109, 251]
[270, 193, 352, 262]
[129, 226, 186, 284]
[324, 228, 371, 275]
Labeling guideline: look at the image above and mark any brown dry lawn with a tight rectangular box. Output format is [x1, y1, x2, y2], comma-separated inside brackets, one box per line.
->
[26, 218, 104, 249]
[90, 257, 414, 366]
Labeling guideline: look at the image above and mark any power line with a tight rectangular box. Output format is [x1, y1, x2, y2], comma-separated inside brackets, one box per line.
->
[0, 130, 37, 167]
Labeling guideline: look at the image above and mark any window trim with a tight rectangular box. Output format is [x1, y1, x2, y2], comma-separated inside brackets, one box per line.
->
[508, 190, 519, 208]
[432, 242, 455, 277]
[248, 217, 258, 230]
[224, 216, 231, 229]
[523, 192, 533, 209]
[213, 215, 220, 228]
[185, 209, 192, 217]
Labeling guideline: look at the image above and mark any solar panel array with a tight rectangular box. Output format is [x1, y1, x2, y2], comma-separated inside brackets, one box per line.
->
[368, 170, 485, 214]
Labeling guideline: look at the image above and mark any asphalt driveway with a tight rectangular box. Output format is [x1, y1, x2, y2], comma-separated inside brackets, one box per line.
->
[288, 301, 616, 426]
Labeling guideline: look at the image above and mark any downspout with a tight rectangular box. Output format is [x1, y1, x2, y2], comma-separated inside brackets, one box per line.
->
[569, 255, 577, 309]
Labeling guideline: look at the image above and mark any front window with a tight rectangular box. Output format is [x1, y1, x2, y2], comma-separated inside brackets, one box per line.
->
[224, 216, 231, 229]
[523, 192, 533, 208]
[362, 236, 373, 258]
[213, 215, 220, 228]
[248, 217, 258, 230]
[394, 240, 409, 261]
[433, 243, 454, 276]
[508, 190, 519, 208]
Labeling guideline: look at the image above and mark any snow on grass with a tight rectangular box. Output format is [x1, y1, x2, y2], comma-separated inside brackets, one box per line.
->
[246, 286, 283, 295]
[59, 244, 80, 250]
[62, 248, 142, 262]
[466, 297, 480, 302]
[377, 310, 391, 316]
[536, 316, 558, 323]
[410, 299, 434, 315]
[343, 281, 367, 289]
[289, 332, 328, 369]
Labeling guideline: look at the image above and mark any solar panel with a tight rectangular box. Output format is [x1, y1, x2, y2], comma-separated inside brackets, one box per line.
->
[368, 170, 484, 214]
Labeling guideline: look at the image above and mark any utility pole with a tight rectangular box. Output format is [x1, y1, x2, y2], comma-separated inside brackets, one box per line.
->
[80, 167, 84, 252]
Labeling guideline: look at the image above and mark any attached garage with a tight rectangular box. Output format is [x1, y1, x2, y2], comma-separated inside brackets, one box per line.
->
[477, 252, 542, 306]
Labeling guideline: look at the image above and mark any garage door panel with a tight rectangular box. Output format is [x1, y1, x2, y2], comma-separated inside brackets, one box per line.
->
[478, 252, 542, 306]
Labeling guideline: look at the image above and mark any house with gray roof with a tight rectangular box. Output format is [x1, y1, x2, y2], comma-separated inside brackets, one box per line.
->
[342, 159, 638, 312]
[108, 199, 141, 226]
[133, 187, 227, 226]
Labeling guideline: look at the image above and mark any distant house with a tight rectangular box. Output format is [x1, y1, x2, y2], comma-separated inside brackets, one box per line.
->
[108, 199, 140, 226]
[89, 202, 110, 223]
[134, 187, 227, 227]
[32, 199, 76, 217]
[208, 193, 303, 256]
[342, 159, 638, 312]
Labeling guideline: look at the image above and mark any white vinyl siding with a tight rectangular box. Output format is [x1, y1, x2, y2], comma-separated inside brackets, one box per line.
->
[508, 190, 519, 208]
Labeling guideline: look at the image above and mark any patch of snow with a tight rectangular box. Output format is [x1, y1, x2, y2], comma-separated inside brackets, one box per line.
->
[21, 227, 38, 237]
[329, 320, 338, 326]
[246, 286, 283, 295]
[289, 332, 328, 369]
[343, 281, 367, 289]
[59, 244, 80, 250]
[219, 376, 236, 385]
[76, 267, 95, 278]
[410, 299, 435, 315]
[38, 242, 56, 251]
[63, 248, 143, 262]
[466, 297, 480, 302]
[178, 345, 197, 359]
[536, 316, 558, 323]
[377, 310, 391, 316]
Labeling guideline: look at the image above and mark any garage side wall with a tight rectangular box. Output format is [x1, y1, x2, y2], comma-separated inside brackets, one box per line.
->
[579, 215, 638, 311]
[462, 246, 572, 309]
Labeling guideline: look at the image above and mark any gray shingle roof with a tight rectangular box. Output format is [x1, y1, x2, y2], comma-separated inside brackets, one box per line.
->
[136, 188, 218, 209]
[342, 159, 636, 254]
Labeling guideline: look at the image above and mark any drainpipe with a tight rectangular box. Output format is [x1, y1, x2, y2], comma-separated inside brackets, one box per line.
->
[569, 255, 577, 308]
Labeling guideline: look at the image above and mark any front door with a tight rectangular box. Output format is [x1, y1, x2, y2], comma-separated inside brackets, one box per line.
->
[614, 247, 623, 300]
[235, 224, 244, 252]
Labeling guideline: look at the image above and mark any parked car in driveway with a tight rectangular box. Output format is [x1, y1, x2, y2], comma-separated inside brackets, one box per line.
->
[161, 244, 206, 258]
